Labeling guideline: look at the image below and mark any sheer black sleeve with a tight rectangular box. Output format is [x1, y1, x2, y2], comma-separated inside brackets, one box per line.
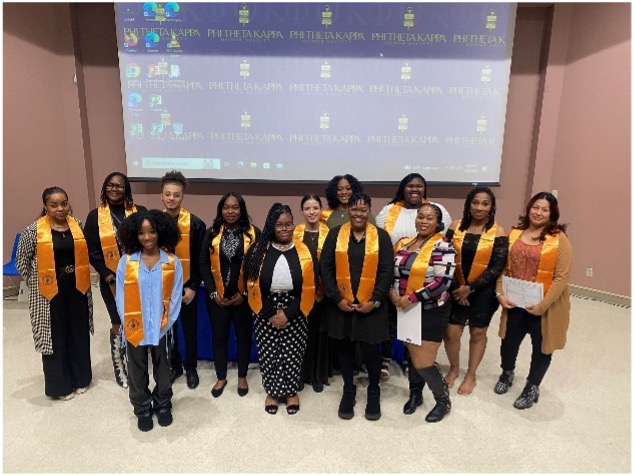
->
[470, 236, 509, 292]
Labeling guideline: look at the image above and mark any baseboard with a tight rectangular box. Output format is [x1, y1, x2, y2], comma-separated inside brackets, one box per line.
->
[569, 284, 630, 308]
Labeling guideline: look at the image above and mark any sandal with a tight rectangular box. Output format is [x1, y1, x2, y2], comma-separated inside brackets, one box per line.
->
[286, 394, 300, 415]
[265, 395, 278, 415]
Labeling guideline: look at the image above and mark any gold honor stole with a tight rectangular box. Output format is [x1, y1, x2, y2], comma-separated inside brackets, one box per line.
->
[210, 225, 255, 297]
[383, 200, 429, 236]
[452, 224, 497, 285]
[98, 204, 137, 270]
[247, 241, 315, 317]
[507, 229, 559, 295]
[319, 208, 333, 225]
[36, 216, 91, 301]
[335, 223, 379, 303]
[123, 253, 175, 347]
[292, 222, 330, 258]
[394, 232, 443, 294]
[169, 208, 191, 283]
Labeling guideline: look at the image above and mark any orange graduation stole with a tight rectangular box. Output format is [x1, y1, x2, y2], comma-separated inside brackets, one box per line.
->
[319, 208, 333, 225]
[507, 228, 559, 295]
[36, 216, 91, 301]
[98, 204, 137, 270]
[335, 223, 379, 303]
[247, 241, 315, 317]
[210, 225, 255, 297]
[383, 200, 429, 236]
[394, 232, 443, 295]
[123, 253, 175, 347]
[170, 208, 191, 283]
[452, 223, 498, 285]
[292, 222, 330, 259]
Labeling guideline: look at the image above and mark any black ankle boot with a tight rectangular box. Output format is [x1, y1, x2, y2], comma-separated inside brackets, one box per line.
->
[338, 385, 356, 420]
[494, 370, 515, 395]
[402, 390, 423, 415]
[365, 387, 381, 421]
[513, 381, 540, 409]
[417, 365, 451, 423]
[110, 332, 128, 388]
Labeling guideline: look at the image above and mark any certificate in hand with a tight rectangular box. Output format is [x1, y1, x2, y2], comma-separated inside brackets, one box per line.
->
[397, 302, 422, 346]
[502, 276, 543, 308]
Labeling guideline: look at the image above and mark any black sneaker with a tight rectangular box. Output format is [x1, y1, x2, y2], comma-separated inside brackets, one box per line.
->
[169, 367, 183, 383]
[185, 370, 199, 389]
[137, 410, 153, 432]
[156, 407, 173, 427]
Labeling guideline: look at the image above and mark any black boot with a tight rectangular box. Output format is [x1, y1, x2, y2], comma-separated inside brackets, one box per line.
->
[110, 332, 128, 388]
[338, 385, 356, 420]
[365, 387, 381, 421]
[417, 365, 451, 423]
[513, 381, 540, 409]
[404, 363, 424, 415]
[494, 370, 515, 395]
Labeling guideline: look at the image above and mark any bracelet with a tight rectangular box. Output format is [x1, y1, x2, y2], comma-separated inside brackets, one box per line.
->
[210, 291, 218, 300]
[495, 291, 502, 298]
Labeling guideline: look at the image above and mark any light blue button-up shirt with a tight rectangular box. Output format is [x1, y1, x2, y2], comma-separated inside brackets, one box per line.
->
[116, 249, 183, 346]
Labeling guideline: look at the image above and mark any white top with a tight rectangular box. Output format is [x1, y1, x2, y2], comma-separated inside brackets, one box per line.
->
[271, 254, 293, 292]
[376, 201, 452, 246]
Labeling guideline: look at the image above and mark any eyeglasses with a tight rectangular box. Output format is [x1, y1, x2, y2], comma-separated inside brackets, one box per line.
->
[274, 223, 294, 230]
[106, 183, 125, 190]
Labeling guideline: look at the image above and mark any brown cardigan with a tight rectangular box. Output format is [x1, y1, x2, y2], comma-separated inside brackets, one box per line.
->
[496, 231, 573, 354]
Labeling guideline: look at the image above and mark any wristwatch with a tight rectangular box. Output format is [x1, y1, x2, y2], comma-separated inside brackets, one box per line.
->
[373, 300, 381, 309]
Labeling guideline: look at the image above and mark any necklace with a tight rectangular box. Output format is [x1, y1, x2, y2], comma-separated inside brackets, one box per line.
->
[271, 241, 295, 252]
[408, 235, 431, 252]
[305, 230, 318, 244]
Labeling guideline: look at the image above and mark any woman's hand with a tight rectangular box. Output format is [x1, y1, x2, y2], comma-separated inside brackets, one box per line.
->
[182, 287, 196, 305]
[227, 292, 244, 306]
[452, 285, 471, 301]
[269, 310, 289, 329]
[524, 304, 542, 316]
[214, 294, 229, 307]
[355, 301, 375, 314]
[388, 290, 400, 306]
[396, 295, 416, 312]
[497, 294, 515, 309]
[338, 299, 356, 313]
[457, 297, 470, 307]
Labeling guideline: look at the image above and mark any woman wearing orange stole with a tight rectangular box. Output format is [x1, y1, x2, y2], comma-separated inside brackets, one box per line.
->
[320, 174, 376, 228]
[388, 203, 456, 423]
[16, 187, 93, 400]
[244, 203, 316, 415]
[320, 193, 394, 421]
[443, 187, 507, 395]
[494, 192, 572, 410]
[84, 172, 147, 388]
[294, 194, 332, 392]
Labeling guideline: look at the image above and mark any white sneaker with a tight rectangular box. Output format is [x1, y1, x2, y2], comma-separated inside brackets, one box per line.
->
[74, 386, 88, 395]
[57, 393, 74, 401]
[381, 358, 391, 381]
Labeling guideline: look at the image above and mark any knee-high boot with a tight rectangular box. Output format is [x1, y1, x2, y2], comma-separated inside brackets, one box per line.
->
[417, 365, 451, 423]
[110, 332, 128, 388]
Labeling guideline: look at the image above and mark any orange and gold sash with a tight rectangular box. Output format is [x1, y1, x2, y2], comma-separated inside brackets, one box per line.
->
[168, 208, 190, 283]
[210, 225, 255, 297]
[36, 216, 91, 301]
[383, 200, 429, 236]
[394, 232, 443, 295]
[507, 228, 559, 295]
[247, 241, 315, 317]
[123, 253, 175, 347]
[452, 223, 498, 285]
[319, 208, 333, 225]
[335, 223, 379, 303]
[98, 204, 137, 271]
[292, 222, 330, 259]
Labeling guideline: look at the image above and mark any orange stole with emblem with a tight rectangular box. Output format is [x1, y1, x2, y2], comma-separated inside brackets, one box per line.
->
[507, 228, 559, 295]
[123, 253, 175, 347]
[452, 224, 497, 285]
[36, 215, 91, 301]
[335, 223, 379, 303]
[210, 225, 255, 297]
[98, 204, 137, 271]
[173, 208, 191, 282]
[394, 232, 443, 295]
[293, 222, 329, 301]
[247, 241, 315, 317]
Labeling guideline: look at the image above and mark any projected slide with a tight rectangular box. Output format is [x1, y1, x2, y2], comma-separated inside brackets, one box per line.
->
[115, 2, 516, 183]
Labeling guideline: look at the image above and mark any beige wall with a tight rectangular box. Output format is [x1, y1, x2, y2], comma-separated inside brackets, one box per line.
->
[3, 3, 631, 296]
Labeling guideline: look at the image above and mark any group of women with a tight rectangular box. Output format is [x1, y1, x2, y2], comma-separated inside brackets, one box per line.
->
[16, 171, 572, 429]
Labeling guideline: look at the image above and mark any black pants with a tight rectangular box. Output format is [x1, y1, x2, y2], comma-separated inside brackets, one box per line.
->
[500, 308, 553, 386]
[205, 297, 252, 380]
[99, 277, 121, 326]
[43, 286, 92, 397]
[169, 293, 199, 371]
[126, 335, 172, 415]
[336, 338, 382, 391]
[301, 302, 331, 385]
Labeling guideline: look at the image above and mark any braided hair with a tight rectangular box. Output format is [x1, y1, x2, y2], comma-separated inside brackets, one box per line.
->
[458, 186, 497, 232]
[244, 202, 293, 282]
[388, 173, 427, 204]
[324, 174, 364, 209]
[100, 172, 134, 209]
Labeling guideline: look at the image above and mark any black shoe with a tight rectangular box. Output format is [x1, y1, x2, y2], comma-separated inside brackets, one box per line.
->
[364, 388, 381, 421]
[402, 391, 423, 415]
[156, 407, 173, 427]
[494, 370, 515, 395]
[137, 410, 153, 432]
[169, 367, 183, 383]
[237, 385, 249, 397]
[425, 399, 451, 423]
[185, 370, 199, 389]
[338, 386, 357, 420]
[312, 381, 324, 393]
[513, 382, 540, 409]
[211, 380, 227, 398]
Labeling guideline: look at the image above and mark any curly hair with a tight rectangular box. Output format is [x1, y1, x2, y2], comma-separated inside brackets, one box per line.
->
[458, 186, 497, 232]
[324, 174, 364, 209]
[348, 192, 371, 209]
[515, 191, 568, 240]
[300, 193, 323, 209]
[100, 172, 134, 209]
[388, 173, 428, 204]
[160, 170, 188, 191]
[118, 209, 181, 254]
[208, 192, 254, 252]
[244, 202, 293, 282]
[40, 186, 68, 217]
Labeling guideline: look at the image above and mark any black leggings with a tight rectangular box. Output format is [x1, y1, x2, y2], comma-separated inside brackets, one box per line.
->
[336, 338, 382, 391]
[500, 308, 552, 386]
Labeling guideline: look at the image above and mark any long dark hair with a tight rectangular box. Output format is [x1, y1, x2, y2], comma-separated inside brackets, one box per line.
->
[515, 191, 568, 240]
[100, 172, 134, 209]
[208, 192, 253, 251]
[458, 186, 497, 232]
[118, 209, 181, 254]
[324, 174, 364, 209]
[40, 186, 68, 217]
[388, 173, 427, 204]
[300, 193, 323, 209]
[243, 203, 293, 282]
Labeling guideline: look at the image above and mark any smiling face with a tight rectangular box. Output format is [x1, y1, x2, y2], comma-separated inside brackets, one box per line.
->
[44, 192, 70, 224]
[336, 178, 353, 208]
[470, 192, 492, 222]
[415, 205, 439, 239]
[528, 198, 551, 229]
[348, 199, 370, 232]
[302, 198, 321, 225]
[138, 219, 159, 254]
[105, 175, 126, 205]
[274, 212, 294, 244]
[403, 177, 426, 207]
[222, 195, 241, 227]
[160, 183, 184, 215]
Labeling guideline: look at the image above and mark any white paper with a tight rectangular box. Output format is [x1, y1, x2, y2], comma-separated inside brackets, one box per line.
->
[502, 276, 544, 308]
[397, 302, 422, 346]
